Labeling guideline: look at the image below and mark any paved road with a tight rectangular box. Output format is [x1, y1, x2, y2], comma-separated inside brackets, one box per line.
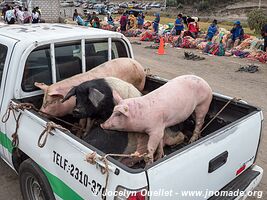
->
[0, 39, 266, 200]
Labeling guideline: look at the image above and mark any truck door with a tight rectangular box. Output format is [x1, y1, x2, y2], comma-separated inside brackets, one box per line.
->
[0, 36, 18, 161]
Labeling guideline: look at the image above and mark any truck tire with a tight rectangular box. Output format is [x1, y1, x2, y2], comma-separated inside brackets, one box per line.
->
[19, 158, 55, 200]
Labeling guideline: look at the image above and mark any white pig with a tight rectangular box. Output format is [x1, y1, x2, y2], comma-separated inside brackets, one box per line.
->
[35, 58, 146, 117]
[101, 75, 212, 164]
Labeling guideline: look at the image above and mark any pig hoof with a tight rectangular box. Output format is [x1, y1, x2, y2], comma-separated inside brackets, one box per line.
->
[144, 155, 153, 165]
[154, 153, 164, 161]
[188, 135, 199, 144]
[154, 150, 164, 161]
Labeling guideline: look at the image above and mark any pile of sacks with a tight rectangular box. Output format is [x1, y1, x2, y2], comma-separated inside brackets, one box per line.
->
[159, 27, 266, 63]
[229, 37, 266, 63]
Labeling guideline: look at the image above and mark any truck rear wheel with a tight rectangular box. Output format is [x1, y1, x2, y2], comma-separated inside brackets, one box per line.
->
[19, 159, 55, 200]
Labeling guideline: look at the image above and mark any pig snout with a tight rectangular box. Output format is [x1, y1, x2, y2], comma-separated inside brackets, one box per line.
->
[100, 118, 115, 130]
[100, 122, 109, 130]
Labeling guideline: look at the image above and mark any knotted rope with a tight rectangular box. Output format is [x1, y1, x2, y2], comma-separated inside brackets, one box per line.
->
[38, 121, 68, 148]
[1, 103, 37, 147]
[85, 151, 146, 199]
[1, 102, 83, 148]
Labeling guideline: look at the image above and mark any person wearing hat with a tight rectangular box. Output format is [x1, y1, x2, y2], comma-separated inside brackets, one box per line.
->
[226, 20, 244, 50]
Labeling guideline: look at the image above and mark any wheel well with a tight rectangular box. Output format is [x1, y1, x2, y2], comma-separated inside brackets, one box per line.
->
[12, 148, 29, 172]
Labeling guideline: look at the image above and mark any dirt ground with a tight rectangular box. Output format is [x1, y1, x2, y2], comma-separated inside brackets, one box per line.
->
[0, 38, 266, 200]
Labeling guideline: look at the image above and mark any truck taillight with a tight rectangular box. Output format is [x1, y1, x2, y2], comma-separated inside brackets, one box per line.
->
[114, 186, 148, 200]
[128, 192, 146, 200]
[236, 164, 246, 175]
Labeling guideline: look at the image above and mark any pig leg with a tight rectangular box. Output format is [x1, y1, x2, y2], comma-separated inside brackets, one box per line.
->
[82, 118, 95, 138]
[145, 129, 164, 165]
[77, 118, 95, 138]
[164, 129, 185, 146]
[189, 105, 208, 143]
[154, 139, 164, 161]
[136, 134, 149, 154]
[76, 118, 87, 138]
[121, 134, 148, 167]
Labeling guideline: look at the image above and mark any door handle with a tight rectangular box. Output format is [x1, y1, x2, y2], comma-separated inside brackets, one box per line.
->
[208, 151, 228, 173]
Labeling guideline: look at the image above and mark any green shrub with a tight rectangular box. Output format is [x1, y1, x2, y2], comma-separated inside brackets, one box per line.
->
[247, 9, 267, 34]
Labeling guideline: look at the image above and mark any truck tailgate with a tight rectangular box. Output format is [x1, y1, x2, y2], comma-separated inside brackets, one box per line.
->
[146, 111, 262, 199]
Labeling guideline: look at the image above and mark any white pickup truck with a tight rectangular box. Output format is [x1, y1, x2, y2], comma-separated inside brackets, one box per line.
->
[0, 23, 264, 200]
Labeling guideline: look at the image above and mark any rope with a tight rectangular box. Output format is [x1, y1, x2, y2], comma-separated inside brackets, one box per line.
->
[85, 151, 146, 199]
[199, 97, 240, 134]
[11, 113, 22, 147]
[1, 102, 84, 148]
[1, 103, 34, 147]
[38, 110, 84, 132]
[38, 121, 68, 148]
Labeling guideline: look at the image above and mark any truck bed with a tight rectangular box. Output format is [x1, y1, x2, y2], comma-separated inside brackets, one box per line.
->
[18, 75, 260, 171]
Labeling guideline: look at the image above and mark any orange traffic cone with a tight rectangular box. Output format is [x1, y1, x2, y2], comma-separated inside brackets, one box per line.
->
[157, 37, 165, 55]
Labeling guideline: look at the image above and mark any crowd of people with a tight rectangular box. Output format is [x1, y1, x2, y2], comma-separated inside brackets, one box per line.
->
[1, 4, 41, 24]
[2, 5, 266, 54]
[115, 11, 254, 52]
[68, 8, 267, 54]
[115, 11, 266, 54]
[73, 9, 101, 28]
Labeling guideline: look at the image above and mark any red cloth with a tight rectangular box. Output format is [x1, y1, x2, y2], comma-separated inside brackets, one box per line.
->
[120, 15, 127, 26]
[243, 34, 251, 40]
[247, 52, 267, 63]
[140, 31, 154, 41]
[188, 22, 198, 33]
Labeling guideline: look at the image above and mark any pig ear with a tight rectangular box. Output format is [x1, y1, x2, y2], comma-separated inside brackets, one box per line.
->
[114, 105, 130, 117]
[112, 90, 123, 104]
[88, 88, 105, 108]
[34, 82, 48, 91]
[61, 87, 76, 103]
[47, 88, 64, 100]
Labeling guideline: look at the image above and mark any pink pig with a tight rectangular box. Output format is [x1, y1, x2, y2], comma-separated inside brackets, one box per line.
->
[34, 58, 146, 117]
[101, 75, 212, 164]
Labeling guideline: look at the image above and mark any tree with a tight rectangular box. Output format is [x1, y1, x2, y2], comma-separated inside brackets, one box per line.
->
[247, 9, 267, 34]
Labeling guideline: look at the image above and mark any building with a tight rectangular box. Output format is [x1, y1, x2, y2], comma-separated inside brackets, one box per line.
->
[27, 0, 60, 22]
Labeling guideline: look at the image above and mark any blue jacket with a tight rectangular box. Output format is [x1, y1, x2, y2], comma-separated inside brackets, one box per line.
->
[207, 24, 218, 39]
[231, 26, 244, 41]
[175, 18, 184, 31]
[137, 16, 144, 25]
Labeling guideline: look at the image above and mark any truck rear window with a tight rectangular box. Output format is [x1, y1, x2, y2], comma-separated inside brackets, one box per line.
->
[22, 46, 52, 92]
[21, 39, 129, 92]
[0, 44, 8, 88]
[85, 40, 128, 71]
[55, 42, 82, 82]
